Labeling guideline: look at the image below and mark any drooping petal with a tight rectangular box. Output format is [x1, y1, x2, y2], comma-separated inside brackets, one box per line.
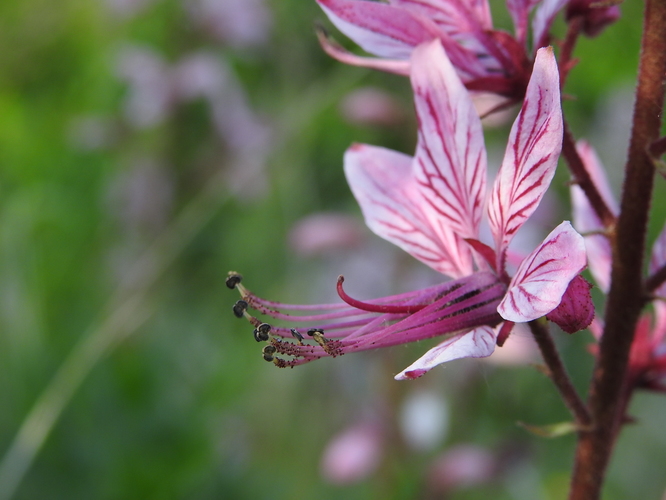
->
[317, 0, 443, 60]
[394, 326, 496, 380]
[545, 274, 595, 333]
[345, 143, 474, 277]
[498, 221, 587, 322]
[571, 141, 617, 292]
[317, 29, 411, 76]
[411, 40, 487, 243]
[317, 0, 487, 80]
[488, 46, 563, 265]
[532, 0, 568, 49]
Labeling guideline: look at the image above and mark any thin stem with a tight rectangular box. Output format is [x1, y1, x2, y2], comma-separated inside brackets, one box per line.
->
[645, 262, 666, 294]
[649, 135, 666, 157]
[569, 0, 666, 497]
[529, 320, 591, 426]
[559, 16, 583, 88]
[562, 121, 617, 228]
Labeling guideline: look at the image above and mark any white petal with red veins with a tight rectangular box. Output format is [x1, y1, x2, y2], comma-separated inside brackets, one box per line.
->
[317, 0, 442, 60]
[411, 40, 487, 243]
[488, 47, 563, 263]
[345, 143, 473, 278]
[394, 327, 496, 380]
[498, 221, 587, 322]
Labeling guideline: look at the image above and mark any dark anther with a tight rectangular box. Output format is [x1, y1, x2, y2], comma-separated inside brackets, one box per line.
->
[226, 272, 243, 289]
[232, 299, 249, 318]
[262, 345, 277, 362]
[307, 328, 324, 337]
[253, 323, 271, 342]
[291, 329, 304, 343]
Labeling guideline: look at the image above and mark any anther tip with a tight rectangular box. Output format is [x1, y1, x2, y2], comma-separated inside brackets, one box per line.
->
[232, 299, 249, 318]
[226, 272, 243, 289]
[337, 275, 345, 284]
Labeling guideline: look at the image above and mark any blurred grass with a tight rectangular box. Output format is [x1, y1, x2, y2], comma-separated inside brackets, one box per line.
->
[0, 0, 664, 499]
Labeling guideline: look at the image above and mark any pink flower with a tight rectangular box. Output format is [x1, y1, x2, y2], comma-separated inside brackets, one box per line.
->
[316, 0, 569, 99]
[572, 143, 666, 391]
[229, 42, 587, 379]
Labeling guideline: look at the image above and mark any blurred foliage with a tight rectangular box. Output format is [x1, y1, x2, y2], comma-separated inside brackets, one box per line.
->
[0, 0, 664, 499]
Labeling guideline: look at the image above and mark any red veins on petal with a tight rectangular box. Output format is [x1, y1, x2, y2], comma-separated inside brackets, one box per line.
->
[488, 47, 563, 264]
[344, 143, 474, 278]
[498, 221, 587, 322]
[411, 40, 487, 242]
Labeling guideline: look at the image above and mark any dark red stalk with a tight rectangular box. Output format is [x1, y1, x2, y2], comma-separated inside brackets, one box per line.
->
[568, 0, 666, 497]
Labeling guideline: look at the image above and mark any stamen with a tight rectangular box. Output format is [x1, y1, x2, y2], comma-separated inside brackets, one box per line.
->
[336, 276, 428, 313]
[254, 323, 271, 342]
[262, 344, 277, 362]
[226, 272, 243, 289]
[233, 300, 249, 318]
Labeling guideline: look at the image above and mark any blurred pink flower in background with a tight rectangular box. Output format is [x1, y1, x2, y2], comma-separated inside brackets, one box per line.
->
[339, 87, 405, 127]
[427, 444, 496, 494]
[399, 389, 449, 451]
[185, 0, 272, 48]
[288, 213, 366, 257]
[320, 421, 383, 484]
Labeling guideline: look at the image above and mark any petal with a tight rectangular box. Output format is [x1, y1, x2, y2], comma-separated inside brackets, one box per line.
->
[411, 40, 487, 242]
[506, 0, 540, 44]
[570, 141, 616, 292]
[532, 0, 568, 49]
[317, 0, 442, 60]
[345, 143, 474, 277]
[394, 326, 496, 380]
[317, 29, 411, 75]
[498, 221, 587, 322]
[391, 0, 493, 31]
[389, 0, 501, 72]
[488, 46, 563, 263]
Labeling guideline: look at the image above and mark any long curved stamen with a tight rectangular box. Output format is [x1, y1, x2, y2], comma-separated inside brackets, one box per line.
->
[336, 275, 428, 313]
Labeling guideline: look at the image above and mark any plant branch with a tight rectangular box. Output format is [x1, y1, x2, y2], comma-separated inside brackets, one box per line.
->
[569, 0, 666, 497]
[645, 262, 666, 294]
[529, 320, 591, 426]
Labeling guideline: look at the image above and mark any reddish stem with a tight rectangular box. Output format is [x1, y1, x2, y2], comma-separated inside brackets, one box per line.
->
[568, 0, 666, 497]
[529, 321, 591, 426]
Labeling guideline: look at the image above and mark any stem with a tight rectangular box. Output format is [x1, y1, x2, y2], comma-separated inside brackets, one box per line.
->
[562, 121, 617, 228]
[649, 135, 666, 157]
[529, 321, 591, 426]
[559, 16, 583, 88]
[569, 0, 666, 497]
[645, 263, 666, 294]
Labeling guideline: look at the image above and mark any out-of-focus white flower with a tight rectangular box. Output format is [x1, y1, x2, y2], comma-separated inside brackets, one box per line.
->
[399, 389, 449, 451]
[320, 422, 383, 484]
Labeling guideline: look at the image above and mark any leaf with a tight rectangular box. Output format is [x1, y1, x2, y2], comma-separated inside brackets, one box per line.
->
[517, 420, 579, 438]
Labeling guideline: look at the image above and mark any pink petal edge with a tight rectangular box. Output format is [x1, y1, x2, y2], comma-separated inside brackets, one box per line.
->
[498, 221, 587, 322]
[394, 326, 496, 380]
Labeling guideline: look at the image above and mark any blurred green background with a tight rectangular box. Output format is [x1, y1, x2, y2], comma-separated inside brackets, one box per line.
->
[0, 0, 664, 498]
